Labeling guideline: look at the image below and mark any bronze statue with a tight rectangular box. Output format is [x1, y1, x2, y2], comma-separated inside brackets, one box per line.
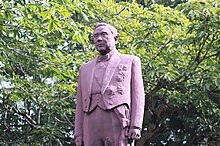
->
[74, 23, 145, 146]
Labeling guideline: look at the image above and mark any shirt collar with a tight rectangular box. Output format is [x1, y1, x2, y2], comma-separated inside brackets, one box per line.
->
[97, 49, 117, 63]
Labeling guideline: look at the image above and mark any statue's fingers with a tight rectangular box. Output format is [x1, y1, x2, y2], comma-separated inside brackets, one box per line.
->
[131, 132, 136, 139]
[124, 127, 129, 137]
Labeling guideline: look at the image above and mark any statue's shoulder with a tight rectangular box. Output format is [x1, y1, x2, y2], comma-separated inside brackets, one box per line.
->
[119, 53, 139, 60]
[80, 57, 97, 70]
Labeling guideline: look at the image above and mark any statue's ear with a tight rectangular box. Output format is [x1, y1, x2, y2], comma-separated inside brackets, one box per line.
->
[115, 36, 118, 44]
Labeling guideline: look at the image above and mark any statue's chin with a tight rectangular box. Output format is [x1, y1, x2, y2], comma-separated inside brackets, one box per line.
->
[97, 48, 110, 55]
[98, 50, 108, 55]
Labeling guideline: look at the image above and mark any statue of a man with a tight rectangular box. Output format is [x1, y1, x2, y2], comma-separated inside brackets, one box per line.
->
[74, 23, 145, 146]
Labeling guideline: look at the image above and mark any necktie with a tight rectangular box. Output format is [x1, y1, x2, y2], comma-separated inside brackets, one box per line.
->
[97, 54, 110, 62]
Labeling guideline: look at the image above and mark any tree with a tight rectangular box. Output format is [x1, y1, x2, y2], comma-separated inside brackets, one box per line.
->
[117, 0, 189, 8]
[0, 0, 219, 145]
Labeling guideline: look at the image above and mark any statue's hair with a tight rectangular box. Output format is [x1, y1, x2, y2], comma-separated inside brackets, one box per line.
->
[94, 23, 117, 37]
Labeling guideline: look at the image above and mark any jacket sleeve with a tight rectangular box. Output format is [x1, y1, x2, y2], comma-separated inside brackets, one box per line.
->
[74, 68, 84, 138]
[130, 56, 145, 129]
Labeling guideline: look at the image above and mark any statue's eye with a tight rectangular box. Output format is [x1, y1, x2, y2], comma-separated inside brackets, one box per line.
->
[93, 32, 108, 39]
[93, 34, 98, 38]
[101, 32, 108, 37]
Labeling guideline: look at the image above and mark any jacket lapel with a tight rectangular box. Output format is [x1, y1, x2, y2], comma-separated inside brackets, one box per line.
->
[101, 51, 120, 94]
[87, 58, 97, 95]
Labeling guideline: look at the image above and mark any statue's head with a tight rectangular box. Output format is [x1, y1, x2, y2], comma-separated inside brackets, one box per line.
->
[93, 23, 118, 55]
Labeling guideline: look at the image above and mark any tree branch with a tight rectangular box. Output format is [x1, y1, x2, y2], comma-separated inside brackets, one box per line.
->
[5, 105, 37, 127]
[114, 7, 126, 16]
[195, 33, 210, 64]
[152, 38, 173, 60]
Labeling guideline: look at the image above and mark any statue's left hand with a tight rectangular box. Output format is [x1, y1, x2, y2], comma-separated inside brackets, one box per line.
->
[127, 128, 141, 140]
[75, 136, 83, 146]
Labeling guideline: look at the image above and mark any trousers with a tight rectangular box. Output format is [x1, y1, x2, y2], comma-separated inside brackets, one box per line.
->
[83, 106, 130, 146]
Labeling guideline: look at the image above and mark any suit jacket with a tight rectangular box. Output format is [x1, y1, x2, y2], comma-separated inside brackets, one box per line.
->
[74, 50, 145, 138]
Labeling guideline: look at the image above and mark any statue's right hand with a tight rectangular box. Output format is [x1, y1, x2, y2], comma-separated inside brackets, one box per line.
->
[75, 136, 83, 146]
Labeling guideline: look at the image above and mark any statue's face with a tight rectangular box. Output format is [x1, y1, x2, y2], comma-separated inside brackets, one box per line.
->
[93, 25, 116, 55]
